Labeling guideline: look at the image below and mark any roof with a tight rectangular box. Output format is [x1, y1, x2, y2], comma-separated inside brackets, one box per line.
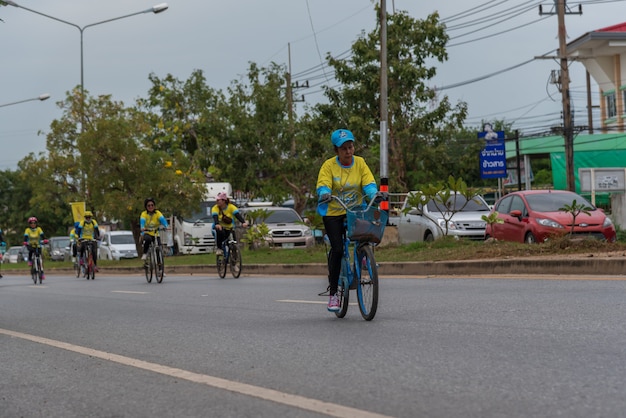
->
[567, 21, 626, 56]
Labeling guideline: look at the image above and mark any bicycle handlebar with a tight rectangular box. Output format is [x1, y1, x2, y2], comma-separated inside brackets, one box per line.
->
[323, 192, 385, 212]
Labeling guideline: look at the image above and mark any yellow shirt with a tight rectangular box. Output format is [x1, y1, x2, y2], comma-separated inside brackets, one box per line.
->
[24, 227, 45, 247]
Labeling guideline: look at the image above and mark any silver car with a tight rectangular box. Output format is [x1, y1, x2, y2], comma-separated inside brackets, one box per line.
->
[398, 192, 490, 243]
[241, 207, 315, 249]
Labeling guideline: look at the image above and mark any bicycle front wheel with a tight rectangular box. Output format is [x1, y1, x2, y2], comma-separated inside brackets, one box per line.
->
[37, 257, 43, 284]
[229, 245, 242, 279]
[155, 246, 165, 283]
[216, 253, 227, 278]
[31, 260, 37, 284]
[87, 253, 95, 280]
[145, 252, 153, 283]
[356, 245, 379, 321]
[335, 259, 350, 318]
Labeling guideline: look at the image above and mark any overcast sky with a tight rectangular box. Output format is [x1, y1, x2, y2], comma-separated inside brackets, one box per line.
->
[1, 0, 624, 170]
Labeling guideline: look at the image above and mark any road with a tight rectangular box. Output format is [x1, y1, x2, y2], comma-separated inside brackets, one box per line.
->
[1, 272, 626, 418]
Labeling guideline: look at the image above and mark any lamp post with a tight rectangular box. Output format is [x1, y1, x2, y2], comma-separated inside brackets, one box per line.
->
[2, 1, 168, 130]
[0, 93, 50, 108]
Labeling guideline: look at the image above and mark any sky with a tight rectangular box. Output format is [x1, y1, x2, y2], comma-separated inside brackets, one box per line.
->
[1, 0, 625, 171]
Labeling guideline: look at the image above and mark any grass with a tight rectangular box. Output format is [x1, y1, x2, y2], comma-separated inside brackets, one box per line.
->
[5, 235, 625, 271]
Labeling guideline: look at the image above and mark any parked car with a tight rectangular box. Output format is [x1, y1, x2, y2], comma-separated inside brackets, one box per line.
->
[2, 246, 27, 264]
[240, 206, 315, 248]
[47, 236, 71, 261]
[99, 230, 138, 260]
[398, 191, 490, 243]
[484, 189, 617, 243]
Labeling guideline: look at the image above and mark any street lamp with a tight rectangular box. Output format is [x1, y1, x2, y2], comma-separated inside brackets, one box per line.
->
[0, 93, 50, 108]
[2, 1, 168, 129]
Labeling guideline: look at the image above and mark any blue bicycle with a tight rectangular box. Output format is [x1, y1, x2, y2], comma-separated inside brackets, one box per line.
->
[325, 195, 387, 321]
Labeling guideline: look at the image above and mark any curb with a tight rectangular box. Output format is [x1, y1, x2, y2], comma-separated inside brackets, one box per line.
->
[2, 258, 626, 277]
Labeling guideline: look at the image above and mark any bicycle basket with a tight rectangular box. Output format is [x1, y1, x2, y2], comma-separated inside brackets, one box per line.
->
[346, 206, 388, 244]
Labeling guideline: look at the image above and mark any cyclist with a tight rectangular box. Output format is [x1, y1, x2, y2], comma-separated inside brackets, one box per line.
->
[23, 217, 48, 280]
[76, 211, 101, 272]
[211, 192, 248, 255]
[316, 129, 380, 312]
[140, 197, 169, 263]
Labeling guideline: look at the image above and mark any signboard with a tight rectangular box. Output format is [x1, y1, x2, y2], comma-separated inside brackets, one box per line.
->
[478, 127, 506, 179]
[579, 168, 626, 192]
[504, 158, 534, 187]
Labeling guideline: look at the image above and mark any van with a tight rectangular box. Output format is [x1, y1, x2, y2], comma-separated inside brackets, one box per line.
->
[99, 230, 138, 260]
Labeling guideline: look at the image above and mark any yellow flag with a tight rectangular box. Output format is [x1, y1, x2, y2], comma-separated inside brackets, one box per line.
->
[70, 202, 86, 223]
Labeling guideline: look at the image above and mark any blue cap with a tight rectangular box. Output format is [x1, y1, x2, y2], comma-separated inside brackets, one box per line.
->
[331, 129, 355, 147]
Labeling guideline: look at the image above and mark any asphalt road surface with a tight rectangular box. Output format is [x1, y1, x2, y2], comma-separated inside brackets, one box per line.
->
[1, 272, 626, 418]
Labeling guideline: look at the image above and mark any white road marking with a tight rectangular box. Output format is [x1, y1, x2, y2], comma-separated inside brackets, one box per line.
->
[277, 299, 358, 306]
[0, 327, 391, 418]
[111, 291, 149, 294]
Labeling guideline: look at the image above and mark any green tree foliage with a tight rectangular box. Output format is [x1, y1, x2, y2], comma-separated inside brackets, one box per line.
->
[559, 199, 592, 235]
[19, 89, 205, 244]
[319, 8, 468, 192]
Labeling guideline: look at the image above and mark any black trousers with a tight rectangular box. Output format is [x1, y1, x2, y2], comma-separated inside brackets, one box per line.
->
[322, 215, 346, 296]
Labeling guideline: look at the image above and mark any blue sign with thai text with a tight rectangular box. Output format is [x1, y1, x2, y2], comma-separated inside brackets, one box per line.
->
[478, 129, 506, 179]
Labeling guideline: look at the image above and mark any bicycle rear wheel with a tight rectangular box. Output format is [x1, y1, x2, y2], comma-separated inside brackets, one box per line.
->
[229, 244, 242, 278]
[356, 245, 379, 321]
[145, 251, 153, 283]
[155, 246, 165, 283]
[335, 258, 350, 318]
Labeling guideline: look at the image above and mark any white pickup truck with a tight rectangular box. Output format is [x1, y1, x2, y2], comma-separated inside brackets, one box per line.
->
[397, 191, 490, 244]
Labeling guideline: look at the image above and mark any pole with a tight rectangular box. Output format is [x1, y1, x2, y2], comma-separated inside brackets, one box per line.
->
[379, 0, 389, 213]
[557, 0, 575, 191]
[515, 130, 522, 191]
[4, 1, 168, 132]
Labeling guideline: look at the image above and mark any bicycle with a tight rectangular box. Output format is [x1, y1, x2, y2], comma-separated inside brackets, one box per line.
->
[28, 245, 45, 285]
[79, 239, 97, 280]
[216, 229, 242, 279]
[323, 194, 387, 321]
[144, 228, 165, 284]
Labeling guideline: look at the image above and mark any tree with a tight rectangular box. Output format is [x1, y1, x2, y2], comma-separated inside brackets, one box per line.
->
[20, 89, 205, 246]
[321, 8, 468, 192]
[559, 199, 592, 236]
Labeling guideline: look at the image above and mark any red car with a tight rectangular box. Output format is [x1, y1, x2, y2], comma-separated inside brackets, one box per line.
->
[485, 190, 616, 243]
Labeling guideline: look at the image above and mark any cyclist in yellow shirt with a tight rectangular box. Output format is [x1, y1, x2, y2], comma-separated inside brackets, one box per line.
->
[23, 216, 48, 280]
[76, 211, 100, 271]
[211, 192, 248, 255]
[140, 197, 169, 263]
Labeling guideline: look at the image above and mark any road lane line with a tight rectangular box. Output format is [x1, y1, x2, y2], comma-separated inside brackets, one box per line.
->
[277, 299, 358, 306]
[0, 327, 392, 418]
[111, 291, 149, 294]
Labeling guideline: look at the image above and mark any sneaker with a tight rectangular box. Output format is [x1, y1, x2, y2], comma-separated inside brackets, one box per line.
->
[41, 274, 45, 280]
[141, 254, 147, 260]
[215, 249, 224, 256]
[327, 295, 340, 312]
[28, 261, 33, 267]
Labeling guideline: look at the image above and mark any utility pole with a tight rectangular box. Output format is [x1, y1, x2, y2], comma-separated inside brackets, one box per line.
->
[539, 0, 582, 192]
[286, 43, 307, 157]
[379, 0, 389, 213]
